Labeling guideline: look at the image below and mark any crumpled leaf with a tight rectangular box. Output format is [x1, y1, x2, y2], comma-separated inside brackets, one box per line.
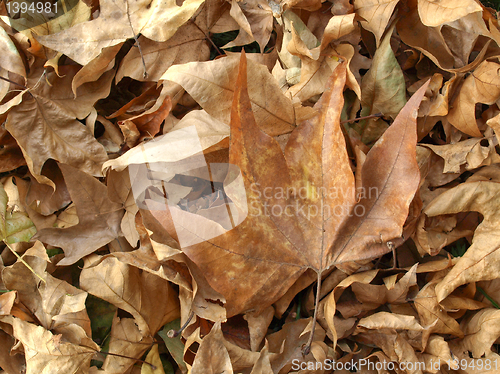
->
[453, 308, 500, 358]
[80, 255, 180, 337]
[0, 183, 36, 244]
[361, 22, 407, 118]
[34, 164, 124, 265]
[417, 0, 482, 27]
[141, 344, 165, 374]
[5, 67, 112, 185]
[448, 60, 500, 137]
[7, 317, 96, 374]
[161, 54, 295, 136]
[424, 180, 500, 303]
[190, 322, 233, 374]
[35, 0, 206, 66]
[353, 0, 399, 46]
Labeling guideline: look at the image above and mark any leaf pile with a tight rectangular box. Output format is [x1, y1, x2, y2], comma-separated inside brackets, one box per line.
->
[1, 0, 500, 373]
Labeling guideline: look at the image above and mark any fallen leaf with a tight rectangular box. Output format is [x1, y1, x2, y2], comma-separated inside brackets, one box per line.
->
[5, 67, 112, 185]
[448, 60, 500, 136]
[190, 321, 233, 374]
[35, 0, 206, 66]
[417, 0, 482, 27]
[161, 54, 295, 136]
[353, 0, 399, 46]
[34, 164, 124, 265]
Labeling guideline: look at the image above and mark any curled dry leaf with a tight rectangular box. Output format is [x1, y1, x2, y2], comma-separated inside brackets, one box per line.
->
[425, 180, 500, 303]
[34, 164, 124, 265]
[161, 54, 295, 136]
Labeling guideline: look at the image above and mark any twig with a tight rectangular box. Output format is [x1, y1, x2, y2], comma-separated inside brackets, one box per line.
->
[4, 241, 46, 284]
[191, 21, 224, 57]
[167, 310, 194, 338]
[302, 271, 322, 356]
[125, 1, 148, 79]
[98, 350, 156, 369]
[341, 112, 383, 124]
[0, 75, 27, 90]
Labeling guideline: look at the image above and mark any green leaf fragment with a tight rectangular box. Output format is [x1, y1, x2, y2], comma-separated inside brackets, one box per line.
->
[158, 319, 188, 374]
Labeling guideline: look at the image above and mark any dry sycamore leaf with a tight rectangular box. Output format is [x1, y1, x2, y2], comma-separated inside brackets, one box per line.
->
[141, 344, 165, 374]
[225, 0, 273, 52]
[34, 164, 124, 265]
[161, 54, 295, 136]
[448, 60, 500, 137]
[361, 22, 407, 118]
[424, 180, 500, 303]
[190, 322, 233, 374]
[454, 308, 500, 359]
[0, 26, 26, 77]
[423, 136, 500, 173]
[150, 54, 428, 322]
[80, 255, 180, 337]
[116, 22, 210, 83]
[353, 0, 399, 46]
[7, 317, 97, 374]
[417, 0, 482, 27]
[3, 242, 95, 345]
[357, 312, 423, 331]
[0, 127, 25, 174]
[5, 67, 112, 185]
[35, 0, 205, 66]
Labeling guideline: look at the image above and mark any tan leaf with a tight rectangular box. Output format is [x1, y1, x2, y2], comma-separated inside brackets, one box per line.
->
[413, 280, 464, 347]
[190, 321, 233, 374]
[116, 23, 210, 83]
[161, 54, 295, 136]
[225, 0, 273, 52]
[424, 181, 500, 303]
[423, 136, 500, 173]
[417, 0, 482, 27]
[357, 312, 423, 331]
[5, 67, 112, 185]
[353, 0, 399, 46]
[142, 344, 165, 374]
[35, 0, 205, 66]
[9, 317, 96, 374]
[80, 255, 180, 336]
[34, 164, 124, 265]
[448, 61, 500, 137]
[0, 26, 25, 77]
[454, 309, 500, 358]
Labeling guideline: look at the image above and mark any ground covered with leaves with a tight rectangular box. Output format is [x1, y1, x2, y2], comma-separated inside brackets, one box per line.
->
[2, 0, 500, 373]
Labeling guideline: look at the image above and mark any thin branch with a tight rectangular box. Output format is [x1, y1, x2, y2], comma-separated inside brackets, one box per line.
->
[0, 75, 27, 90]
[341, 112, 383, 124]
[302, 271, 322, 356]
[125, 1, 148, 79]
[4, 241, 46, 284]
[167, 310, 194, 338]
[98, 350, 156, 369]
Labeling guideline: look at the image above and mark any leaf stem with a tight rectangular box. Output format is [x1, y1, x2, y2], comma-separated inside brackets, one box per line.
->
[4, 241, 46, 284]
[0, 75, 27, 90]
[303, 271, 322, 356]
[167, 310, 194, 338]
[98, 350, 156, 370]
[477, 286, 500, 309]
[341, 112, 383, 124]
